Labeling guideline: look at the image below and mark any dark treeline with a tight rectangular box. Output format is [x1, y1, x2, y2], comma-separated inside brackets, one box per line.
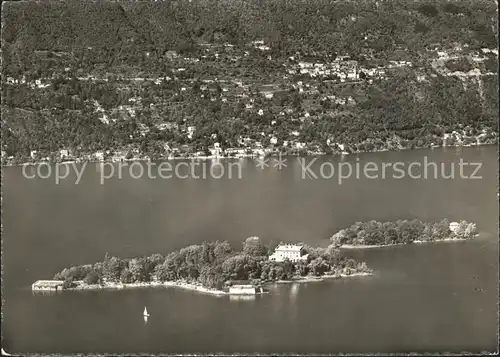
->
[52, 237, 370, 290]
[2, 0, 497, 74]
[330, 219, 478, 246]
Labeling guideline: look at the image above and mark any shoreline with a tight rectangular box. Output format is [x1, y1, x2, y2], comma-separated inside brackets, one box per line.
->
[66, 280, 229, 295]
[339, 236, 476, 249]
[274, 271, 373, 284]
[44, 271, 374, 295]
[3, 142, 496, 168]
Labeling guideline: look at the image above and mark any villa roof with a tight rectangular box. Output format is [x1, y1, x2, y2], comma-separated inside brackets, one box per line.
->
[275, 243, 304, 252]
[32, 280, 64, 287]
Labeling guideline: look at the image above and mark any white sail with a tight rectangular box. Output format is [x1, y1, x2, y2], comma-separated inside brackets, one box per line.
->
[143, 306, 149, 316]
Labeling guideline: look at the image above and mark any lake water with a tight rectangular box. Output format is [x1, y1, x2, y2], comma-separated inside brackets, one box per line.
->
[2, 146, 498, 353]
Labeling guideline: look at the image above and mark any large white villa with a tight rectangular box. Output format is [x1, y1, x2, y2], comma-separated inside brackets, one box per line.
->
[269, 243, 309, 262]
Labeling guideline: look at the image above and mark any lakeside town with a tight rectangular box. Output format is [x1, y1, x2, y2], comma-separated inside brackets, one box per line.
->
[2, 1, 498, 166]
[2, 40, 498, 166]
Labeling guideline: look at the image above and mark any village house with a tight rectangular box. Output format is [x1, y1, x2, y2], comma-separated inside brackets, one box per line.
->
[269, 243, 309, 262]
[156, 123, 177, 131]
[224, 147, 247, 157]
[59, 149, 70, 159]
[94, 151, 104, 161]
[187, 126, 196, 139]
[111, 150, 128, 162]
[209, 143, 222, 157]
[252, 40, 270, 51]
[165, 50, 179, 59]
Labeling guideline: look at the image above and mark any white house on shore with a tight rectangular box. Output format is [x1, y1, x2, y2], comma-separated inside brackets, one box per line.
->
[59, 149, 70, 159]
[32, 280, 64, 292]
[209, 142, 222, 157]
[94, 151, 104, 161]
[269, 243, 309, 262]
[228, 285, 257, 295]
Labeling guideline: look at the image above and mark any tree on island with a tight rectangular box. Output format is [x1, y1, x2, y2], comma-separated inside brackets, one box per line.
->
[103, 255, 126, 282]
[242, 236, 268, 257]
[83, 270, 100, 285]
[454, 221, 477, 240]
[120, 268, 134, 284]
[62, 277, 75, 289]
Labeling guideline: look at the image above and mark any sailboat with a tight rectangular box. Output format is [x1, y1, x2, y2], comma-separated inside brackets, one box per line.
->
[143, 306, 150, 317]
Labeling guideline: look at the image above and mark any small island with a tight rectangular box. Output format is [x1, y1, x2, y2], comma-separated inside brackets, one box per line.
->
[33, 238, 372, 295]
[331, 219, 478, 248]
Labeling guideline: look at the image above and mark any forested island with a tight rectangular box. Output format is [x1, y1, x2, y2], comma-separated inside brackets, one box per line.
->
[331, 219, 478, 248]
[48, 238, 371, 294]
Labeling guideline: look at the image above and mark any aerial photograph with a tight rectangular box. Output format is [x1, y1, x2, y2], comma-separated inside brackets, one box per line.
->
[1, 0, 498, 354]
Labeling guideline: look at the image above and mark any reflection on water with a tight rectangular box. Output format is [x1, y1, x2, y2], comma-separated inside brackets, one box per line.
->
[229, 295, 256, 302]
[32, 291, 61, 297]
[289, 284, 300, 322]
[290, 284, 299, 301]
[95, 162, 105, 173]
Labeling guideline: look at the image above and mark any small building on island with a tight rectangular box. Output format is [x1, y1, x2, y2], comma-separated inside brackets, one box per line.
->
[32, 280, 64, 292]
[209, 142, 223, 157]
[226, 280, 265, 295]
[229, 285, 257, 295]
[269, 243, 309, 262]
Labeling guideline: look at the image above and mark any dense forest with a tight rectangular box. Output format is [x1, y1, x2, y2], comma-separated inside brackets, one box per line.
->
[1, 0, 498, 163]
[3, 0, 497, 68]
[330, 219, 477, 246]
[52, 237, 370, 290]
